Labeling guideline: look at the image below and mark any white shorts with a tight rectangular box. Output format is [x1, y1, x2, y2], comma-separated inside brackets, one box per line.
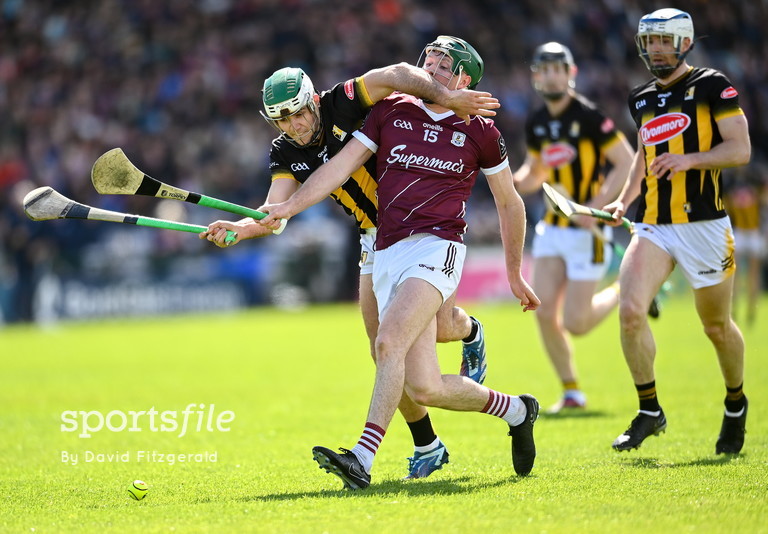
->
[635, 218, 736, 289]
[372, 233, 466, 316]
[733, 229, 766, 259]
[531, 222, 613, 281]
[359, 228, 376, 275]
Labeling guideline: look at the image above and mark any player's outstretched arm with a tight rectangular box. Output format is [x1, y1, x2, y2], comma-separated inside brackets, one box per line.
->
[200, 179, 299, 247]
[362, 63, 499, 123]
[259, 138, 373, 226]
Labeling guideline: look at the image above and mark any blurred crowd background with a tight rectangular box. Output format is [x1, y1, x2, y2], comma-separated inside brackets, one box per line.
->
[1, 0, 767, 323]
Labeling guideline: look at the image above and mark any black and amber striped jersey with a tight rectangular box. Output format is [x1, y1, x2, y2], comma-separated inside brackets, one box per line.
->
[628, 67, 745, 224]
[525, 94, 626, 228]
[724, 179, 761, 231]
[268, 77, 378, 230]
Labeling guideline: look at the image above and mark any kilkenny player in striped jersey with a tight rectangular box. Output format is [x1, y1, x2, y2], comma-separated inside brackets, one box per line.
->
[723, 169, 765, 326]
[512, 42, 634, 415]
[603, 8, 751, 456]
[201, 63, 500, 480]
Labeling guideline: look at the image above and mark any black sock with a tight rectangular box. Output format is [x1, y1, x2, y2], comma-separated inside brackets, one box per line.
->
[724, 383, 746, 413]
[462, 317, 479, 343]
[636, 380, 661, 412]
[407, 414, 437, 447]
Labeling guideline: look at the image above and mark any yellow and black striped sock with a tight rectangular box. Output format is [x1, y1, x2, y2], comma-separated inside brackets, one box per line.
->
[636, 380, 661, 412]
[563, 380, 579, 392]
[724, 383, 746, 413]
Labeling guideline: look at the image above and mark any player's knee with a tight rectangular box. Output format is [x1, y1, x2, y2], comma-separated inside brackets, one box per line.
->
[435, 321, 454, 343]
[563, 315, 591, 336]
[619, 299, 647, 332]
[435, 306, 465, 343]
[702, 321, 729, 345]
[405, 383, 442, 407]
[373, 331, 404, 364]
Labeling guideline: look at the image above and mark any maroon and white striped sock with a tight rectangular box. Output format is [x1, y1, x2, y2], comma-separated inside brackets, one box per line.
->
[481, 390, 526, 426]
[351, 422, 386, 473]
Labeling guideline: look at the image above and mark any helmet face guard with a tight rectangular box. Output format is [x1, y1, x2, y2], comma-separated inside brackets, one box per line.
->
[419, 35, 484, 89]
[635, 8, 694, 79]
[261, 67, 322, 147]
[530, 42, 575, 100]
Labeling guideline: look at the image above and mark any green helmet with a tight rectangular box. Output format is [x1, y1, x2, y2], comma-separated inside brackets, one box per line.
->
[261, 67, 321, 147]
[422, 35, 484, 89]
[262, 67, 316, 119]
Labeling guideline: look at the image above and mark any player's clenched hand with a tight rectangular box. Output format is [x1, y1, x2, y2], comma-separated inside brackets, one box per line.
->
[509, 275, 540, 312]
[257, 201, 294, 229]
[445, 89, 500, 125]
[200, 220, 242, 248]
[601, 200, 626, 227]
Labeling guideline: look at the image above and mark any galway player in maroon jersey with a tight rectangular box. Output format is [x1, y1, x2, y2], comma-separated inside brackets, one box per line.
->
[261, 36, 540, 489]
[202, 62, 500, 480]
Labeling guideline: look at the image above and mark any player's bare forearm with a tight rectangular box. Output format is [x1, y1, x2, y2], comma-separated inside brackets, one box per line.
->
[605, 142, 644, 223]
[260, 139, 372, 225]
[498, 203, 540, 312]
[589, 137, 634, 208]
[512, 153, 547, 195]
[200, 217, 271, 248]
[363, 63, 498, 123]
[487, 167, 537, 309]
[650, 115, 750, 177]
[498, 201, 527, 279]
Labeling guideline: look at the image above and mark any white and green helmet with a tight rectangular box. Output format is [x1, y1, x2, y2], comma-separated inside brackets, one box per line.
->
[421, 35, 484, 89]
[261, 67, 321, 146]
[635, 8, 695, 78]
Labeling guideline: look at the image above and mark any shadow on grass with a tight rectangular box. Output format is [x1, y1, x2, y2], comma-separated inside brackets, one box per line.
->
[619, 454, 743, 469]
[241, 474, 532, 501]
[541, 410, 610, 420]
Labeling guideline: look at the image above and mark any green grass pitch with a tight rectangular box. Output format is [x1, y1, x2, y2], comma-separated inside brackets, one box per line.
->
[1, 296, 766, 533]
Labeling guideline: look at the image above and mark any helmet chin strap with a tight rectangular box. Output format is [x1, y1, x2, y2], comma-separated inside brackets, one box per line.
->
[648, 39, 697, 79]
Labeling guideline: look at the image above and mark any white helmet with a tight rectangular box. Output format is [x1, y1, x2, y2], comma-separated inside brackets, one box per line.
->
[635, 8, 694, 78]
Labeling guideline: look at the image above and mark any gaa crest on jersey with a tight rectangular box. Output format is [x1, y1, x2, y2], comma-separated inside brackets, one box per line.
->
[541, 142, 576, 168]
[639, 112, 691, 146]
[332, 125, 347, 141]
[451, 132, 466, 147]
[569, 121, 580, 137]
[684, 87, 695, 101]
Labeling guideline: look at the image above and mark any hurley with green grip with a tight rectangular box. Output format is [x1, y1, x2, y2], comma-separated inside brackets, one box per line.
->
[91, 148, 287, 235]
[23, 186, 237, 244]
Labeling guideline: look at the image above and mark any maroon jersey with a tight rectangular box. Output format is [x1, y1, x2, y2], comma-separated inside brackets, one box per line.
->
[353, 93, 509, 249]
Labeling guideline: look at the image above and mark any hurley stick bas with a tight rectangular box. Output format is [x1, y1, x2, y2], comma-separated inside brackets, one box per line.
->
[91, 148, 286, 235]
[23, 186, 237, 244]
